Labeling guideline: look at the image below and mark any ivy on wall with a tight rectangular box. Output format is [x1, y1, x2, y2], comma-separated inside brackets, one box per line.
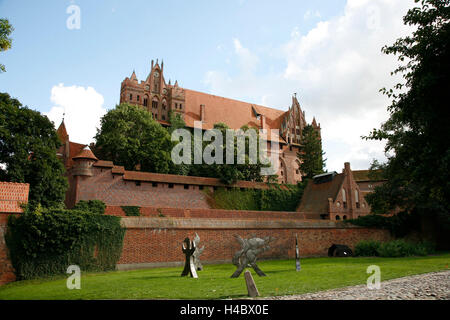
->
[5, 203, 125, 280]
[121, 206, 141, 216]
[206, 183, 305, 212]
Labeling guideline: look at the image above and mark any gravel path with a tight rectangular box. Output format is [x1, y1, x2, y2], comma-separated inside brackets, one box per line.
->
[264, 270, 449, 300]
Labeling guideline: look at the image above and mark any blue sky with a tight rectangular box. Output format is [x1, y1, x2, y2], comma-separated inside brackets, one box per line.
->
[0, 0, 417, 171]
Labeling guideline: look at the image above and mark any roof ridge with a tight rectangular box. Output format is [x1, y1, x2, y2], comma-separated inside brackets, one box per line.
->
[184, 88, 288, 114]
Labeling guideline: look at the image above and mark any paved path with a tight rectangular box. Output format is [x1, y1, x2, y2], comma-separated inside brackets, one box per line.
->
[264, 270, 449, 300]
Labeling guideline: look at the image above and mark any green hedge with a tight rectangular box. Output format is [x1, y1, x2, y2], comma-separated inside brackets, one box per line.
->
[5, 204, 125, 280]
[344, 211, 421, 238]
[121, 206, 141, 216]
[354, 239, 435, 257]
[73, 200, 106, 215]
[207, 183, 305, 211]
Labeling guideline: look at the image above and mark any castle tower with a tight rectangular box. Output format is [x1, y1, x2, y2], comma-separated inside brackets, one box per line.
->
[72, 146, 98, 177]
[120, 59, 185, 124]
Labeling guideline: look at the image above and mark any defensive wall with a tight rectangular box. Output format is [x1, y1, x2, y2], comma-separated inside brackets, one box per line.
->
[108, 208, 391, 270]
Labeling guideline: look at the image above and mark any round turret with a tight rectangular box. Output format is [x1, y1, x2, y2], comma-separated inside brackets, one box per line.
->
[72, 146, 98, 176]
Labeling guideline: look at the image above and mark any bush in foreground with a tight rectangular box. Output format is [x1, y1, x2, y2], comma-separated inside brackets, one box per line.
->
[354, 239, 435, 257]
[5, 203, 125, 280]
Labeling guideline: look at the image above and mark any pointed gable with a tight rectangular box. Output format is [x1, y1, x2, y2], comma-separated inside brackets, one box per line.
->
[56, 120, 69, 143]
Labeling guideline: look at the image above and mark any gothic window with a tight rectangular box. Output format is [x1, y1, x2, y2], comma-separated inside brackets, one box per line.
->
[152, 100, 158, 109]
[355, 190, 360, 208]
[129, 94, 132, 100]
[137, 95, 140, 101]
[143, 97, 148, 107]
[179, 103, 182, 109]
[342, 189, 347, 209]
[336, 215, 341, 220]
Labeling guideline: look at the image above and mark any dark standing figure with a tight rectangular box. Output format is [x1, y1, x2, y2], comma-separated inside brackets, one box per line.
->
[181, 237, 198, 278]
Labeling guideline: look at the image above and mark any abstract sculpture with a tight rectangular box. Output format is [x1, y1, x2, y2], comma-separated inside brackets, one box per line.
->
[192, 233, 205, 271]
[231, 234, 274, 278]
[295, 234, 301, 271]
[181, 237, 198, 278]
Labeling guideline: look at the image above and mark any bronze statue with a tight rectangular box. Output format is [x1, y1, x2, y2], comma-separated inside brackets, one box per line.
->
[231, 234, 275, 278]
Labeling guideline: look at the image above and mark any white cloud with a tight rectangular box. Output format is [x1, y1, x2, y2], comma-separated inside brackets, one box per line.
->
[203, 0, 417, 172]
[45, 84, 107, 145]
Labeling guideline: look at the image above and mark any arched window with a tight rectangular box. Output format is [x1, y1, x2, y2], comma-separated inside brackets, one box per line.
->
[143, 95, 149, 107]
[152, 98, 158, 109]
[343, 215, 347, 220]
[336, 215, 341, 220]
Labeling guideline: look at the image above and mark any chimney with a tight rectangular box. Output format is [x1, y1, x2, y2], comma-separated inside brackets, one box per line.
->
[200, 104, 206, 122]
[260, 115, 266, 130]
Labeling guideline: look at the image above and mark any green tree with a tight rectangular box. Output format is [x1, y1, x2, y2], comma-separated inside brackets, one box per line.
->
[0, 93, 68, 207]
[297, 124, 326, 179]
[364, 0, 450, 247]
[167, 111, 190, 175]
[94, 103, 173, 173]
[187, 123, 269, 185]
[0, 18, 14, 73]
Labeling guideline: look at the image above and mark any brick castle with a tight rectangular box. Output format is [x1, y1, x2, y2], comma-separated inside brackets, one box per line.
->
[119, 59, 322, 185]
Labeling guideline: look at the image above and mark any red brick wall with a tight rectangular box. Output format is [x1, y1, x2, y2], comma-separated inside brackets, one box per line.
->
[117, 217, 391, 269]
[0, 213, 17, 285]
[74, 167, 212, 209]
[105, 206, 321, 220]
[0, 182, 29, 285]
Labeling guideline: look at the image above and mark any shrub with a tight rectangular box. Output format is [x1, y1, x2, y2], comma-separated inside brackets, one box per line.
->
[207, 183, 305, 212]
[377, 240, 415, 257]
[121, 206, 141, 216]
[5, 205, 125, 280]
[354, 239, 436, 257]
[73, 200, 106, 215]
[376, 239, 436, 257]
[354, 240, 381, 257]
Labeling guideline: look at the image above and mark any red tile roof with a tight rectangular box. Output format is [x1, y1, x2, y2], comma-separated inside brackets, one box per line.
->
[93, 160, 114, 168]
[122, 170, 274, 189]
[296, 174, 345, 214]
[72, 147, 98, 161]
[0, 182, 30, 213]
[183, 89, 287, 143]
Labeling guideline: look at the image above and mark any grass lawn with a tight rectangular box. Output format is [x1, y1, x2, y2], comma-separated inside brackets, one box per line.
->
[0, 254, 448, 300]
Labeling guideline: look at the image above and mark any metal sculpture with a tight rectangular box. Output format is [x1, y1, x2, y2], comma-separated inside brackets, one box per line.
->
[181, 237, 198, 278]
[192, 233, 205, 271]
[231, 235, 274, 278]
[295, 234, 301, 271]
